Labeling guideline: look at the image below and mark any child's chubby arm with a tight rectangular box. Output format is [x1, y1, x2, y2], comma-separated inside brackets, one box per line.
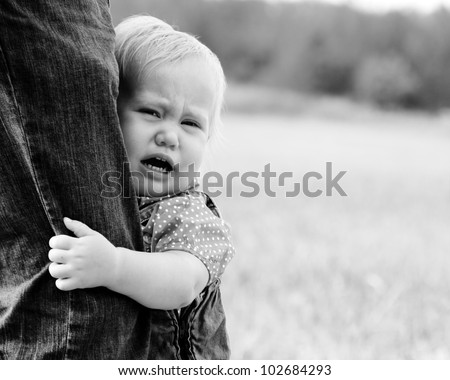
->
[48, 217, 208, 310]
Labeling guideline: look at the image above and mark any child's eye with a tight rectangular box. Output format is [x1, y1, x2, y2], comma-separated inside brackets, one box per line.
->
[182, 120, 201, 129]
[139, 108, 160, 118]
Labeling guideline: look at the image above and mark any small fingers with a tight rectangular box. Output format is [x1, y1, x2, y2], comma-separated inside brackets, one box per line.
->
[55, 278, 78, 292]
[48, 262, 71, 279]
[64, 217, 97, 238]
[49, 234, 78, 250]
[48, 248, 69, 264]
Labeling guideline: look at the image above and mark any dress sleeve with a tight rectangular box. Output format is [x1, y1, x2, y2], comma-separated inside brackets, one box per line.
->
[150, 194, 235, 285]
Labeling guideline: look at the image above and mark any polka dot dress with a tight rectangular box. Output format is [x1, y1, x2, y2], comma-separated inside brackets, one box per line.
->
[138, 190, 235, 285]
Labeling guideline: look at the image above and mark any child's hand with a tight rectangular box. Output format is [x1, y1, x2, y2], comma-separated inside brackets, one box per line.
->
[48, 217, 120, 291]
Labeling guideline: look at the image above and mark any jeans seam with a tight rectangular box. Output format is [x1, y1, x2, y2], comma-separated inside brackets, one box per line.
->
[0, 38, 57, 236]
[63, 292, 73, 359]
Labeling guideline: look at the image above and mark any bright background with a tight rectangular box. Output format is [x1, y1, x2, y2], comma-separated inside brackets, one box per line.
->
[110, 0, 450, 359]
[286, 0, 450, 13]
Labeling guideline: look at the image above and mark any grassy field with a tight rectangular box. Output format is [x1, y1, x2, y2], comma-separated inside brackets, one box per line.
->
[206, 89, 450, 359]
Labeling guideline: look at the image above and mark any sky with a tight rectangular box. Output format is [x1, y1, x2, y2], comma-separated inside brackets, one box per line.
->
[270, 0, 450, 13]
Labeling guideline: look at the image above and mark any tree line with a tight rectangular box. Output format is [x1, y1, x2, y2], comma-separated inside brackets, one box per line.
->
[111, 0, 450, 110]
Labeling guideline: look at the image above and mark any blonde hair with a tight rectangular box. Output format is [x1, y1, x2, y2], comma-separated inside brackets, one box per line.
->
[115, 15, 226, 138]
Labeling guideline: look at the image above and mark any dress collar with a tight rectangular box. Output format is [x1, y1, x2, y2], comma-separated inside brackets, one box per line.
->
[137, 184, 199, 208]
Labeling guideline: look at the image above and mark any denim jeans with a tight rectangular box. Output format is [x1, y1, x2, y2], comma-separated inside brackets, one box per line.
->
[0, 0, 154, 359]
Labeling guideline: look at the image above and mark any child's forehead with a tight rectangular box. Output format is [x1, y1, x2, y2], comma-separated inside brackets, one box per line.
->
[131, 57, 218, 92]
[127, 60, 217, 107]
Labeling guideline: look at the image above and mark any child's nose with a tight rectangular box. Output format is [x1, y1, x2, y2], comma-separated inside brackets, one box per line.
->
[155, 129, 179, 148]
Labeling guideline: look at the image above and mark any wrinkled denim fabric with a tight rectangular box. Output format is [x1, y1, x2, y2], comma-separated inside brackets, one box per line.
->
[0, 0, 154, 359]
[147, 280, 230, 360]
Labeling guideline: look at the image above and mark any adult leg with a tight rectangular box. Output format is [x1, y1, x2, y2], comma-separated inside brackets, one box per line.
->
[0, 0, 150, 359]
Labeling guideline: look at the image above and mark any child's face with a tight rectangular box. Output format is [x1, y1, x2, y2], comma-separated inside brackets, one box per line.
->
[118, 56, 217, 197]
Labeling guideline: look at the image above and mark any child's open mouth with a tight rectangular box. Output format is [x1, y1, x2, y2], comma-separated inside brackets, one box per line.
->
[141, 155, 174, 174]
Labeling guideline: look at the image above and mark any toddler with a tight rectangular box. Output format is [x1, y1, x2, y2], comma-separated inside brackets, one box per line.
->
[48, 15, 234, 359]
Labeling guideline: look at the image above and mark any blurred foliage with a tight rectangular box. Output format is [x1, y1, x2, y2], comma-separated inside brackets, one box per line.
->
[353, 55, 421, 108]
[110, 0, 450, 110]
